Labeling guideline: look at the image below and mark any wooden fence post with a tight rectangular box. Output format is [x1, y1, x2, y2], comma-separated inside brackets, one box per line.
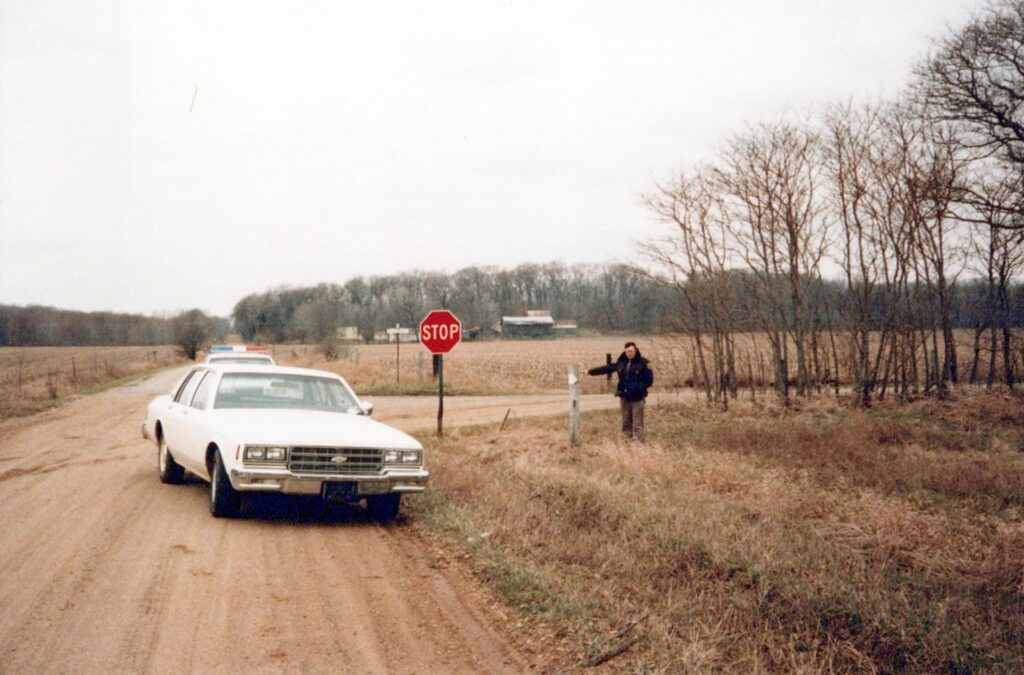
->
[569, 364, 581, 446]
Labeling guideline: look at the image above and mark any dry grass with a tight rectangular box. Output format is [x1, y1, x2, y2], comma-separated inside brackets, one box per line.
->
[409, 390, 1024, 672]
[270, 337, 653, 395]
[272, 330, 1021, 397]
[0, 346, 187, 418]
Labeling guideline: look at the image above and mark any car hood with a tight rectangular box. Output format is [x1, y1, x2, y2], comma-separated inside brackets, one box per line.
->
[210, 409, 422, 450]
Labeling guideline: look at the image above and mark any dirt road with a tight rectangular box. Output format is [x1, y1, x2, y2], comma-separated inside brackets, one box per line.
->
[0, 367, 615, 673]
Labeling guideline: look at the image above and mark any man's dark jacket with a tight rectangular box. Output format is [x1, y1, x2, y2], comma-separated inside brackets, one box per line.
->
[587, 350, 654, 401]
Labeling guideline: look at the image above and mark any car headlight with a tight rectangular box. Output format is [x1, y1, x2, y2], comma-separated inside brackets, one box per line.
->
[384, 450, 421, 465]
[245, 445, 287, 462]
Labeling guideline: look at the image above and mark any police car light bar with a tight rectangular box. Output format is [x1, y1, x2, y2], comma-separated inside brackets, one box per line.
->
[210, 345, 269, 352]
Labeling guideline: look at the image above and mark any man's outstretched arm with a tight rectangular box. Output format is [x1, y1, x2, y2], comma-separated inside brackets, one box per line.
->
[585, 362, 617, 376]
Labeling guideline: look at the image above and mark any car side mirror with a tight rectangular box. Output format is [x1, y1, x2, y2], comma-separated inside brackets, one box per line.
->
[360, 401, 374, 416]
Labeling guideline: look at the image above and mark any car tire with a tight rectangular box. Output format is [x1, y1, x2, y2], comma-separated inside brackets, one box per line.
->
[210, 451, 240, 518]
[158, 434, 185, 485]
[366, 494, 401, 522]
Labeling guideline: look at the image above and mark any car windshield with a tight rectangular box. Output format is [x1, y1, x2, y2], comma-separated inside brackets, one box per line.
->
[209, 356, 273, 365]
[214, 373, 361, 413]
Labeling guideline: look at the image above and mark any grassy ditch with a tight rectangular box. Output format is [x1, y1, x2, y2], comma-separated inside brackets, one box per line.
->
[408, 391, 1024, 672]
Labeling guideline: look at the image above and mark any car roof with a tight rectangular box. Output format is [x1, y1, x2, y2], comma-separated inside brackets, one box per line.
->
[205, 352, 274, 360]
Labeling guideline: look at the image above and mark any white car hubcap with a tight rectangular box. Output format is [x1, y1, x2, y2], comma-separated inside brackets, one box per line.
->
[159, 441, 167, 472]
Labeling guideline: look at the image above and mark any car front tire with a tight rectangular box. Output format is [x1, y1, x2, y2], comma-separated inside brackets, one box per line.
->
[366, 494, 401, 522]
[158, 435, 185, 485]
[210, 451, 241, 518]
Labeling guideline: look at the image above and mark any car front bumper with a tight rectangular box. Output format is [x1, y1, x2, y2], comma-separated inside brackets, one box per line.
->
[228, 466, 429, 497]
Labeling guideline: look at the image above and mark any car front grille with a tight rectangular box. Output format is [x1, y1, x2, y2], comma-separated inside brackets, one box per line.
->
[288, 447, 383, 475]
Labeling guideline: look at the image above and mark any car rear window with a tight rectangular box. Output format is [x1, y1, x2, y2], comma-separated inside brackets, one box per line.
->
[208, 356, 274, 365]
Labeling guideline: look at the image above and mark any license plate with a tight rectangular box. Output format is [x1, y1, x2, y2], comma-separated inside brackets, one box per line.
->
[322, 482, 358, 502]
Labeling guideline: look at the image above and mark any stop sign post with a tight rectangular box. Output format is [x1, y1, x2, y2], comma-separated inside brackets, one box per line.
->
[419, 310, 462, 437]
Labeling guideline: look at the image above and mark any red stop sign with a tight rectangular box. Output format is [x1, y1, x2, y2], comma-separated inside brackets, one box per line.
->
[419, 310, 462, 354]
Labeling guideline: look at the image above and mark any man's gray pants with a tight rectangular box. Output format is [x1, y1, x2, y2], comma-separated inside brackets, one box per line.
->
[620, 398, 645, 442]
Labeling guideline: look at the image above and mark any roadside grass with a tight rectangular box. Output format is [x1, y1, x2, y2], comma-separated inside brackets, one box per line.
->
[408, 391, 1024, 672]
[0, 346, 187, 419]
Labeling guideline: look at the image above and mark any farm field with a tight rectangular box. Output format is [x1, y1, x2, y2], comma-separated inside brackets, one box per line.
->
[271, 330, 1020, 397]
[411, 389, 1024, 672]
[270, 336, 648, 396]
[0, 346, 186, 419]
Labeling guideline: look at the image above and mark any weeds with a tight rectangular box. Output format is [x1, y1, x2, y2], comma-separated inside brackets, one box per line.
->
[0, 346, 186, 419]
[410, 390, 1024, 672]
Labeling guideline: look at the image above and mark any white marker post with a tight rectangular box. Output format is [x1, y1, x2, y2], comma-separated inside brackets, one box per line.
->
[569, 364, 581, 446]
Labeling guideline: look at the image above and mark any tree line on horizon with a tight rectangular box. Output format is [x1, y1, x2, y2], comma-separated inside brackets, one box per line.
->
[0, 305, 231, 349]
[227, 263, 1022, 342]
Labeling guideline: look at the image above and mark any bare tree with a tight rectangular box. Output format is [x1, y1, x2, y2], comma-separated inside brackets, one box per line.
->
[969, 169, 1024, 387]
[915, 1, 1024, 173]
[880, 104, 972, 397]
[642, 169, 738, 406]
[823, 102, 907, 405]
[717, 121, 829, 400]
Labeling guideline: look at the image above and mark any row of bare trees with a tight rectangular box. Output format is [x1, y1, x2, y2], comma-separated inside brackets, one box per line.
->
[643, 1, 1024, 406]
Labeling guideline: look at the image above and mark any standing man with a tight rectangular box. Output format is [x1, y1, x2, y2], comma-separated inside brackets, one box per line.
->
[584, 341, 654, 442]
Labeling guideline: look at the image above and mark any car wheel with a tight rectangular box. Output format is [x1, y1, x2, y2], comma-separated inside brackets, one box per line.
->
[210, 451, 240, 518]
[366, 494, 401, 522]
[158, 435, 185, 485]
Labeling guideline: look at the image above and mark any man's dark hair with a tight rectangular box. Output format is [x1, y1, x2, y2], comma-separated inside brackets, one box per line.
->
[624, 341, 637, 349]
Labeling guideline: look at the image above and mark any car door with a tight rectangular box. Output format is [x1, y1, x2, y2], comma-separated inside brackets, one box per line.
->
[162, 368, 206, 473]
[177, 370, 221, 479]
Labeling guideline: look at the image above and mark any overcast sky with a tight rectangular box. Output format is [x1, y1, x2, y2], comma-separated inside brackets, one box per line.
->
[0, 0, 980, 317]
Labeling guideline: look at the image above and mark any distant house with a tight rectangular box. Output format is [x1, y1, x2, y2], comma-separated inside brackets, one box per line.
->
[553, 320, 578, 337]
[373, 329, 417, 344]
[335, 326, 360, 343]
[502, 310, 555, 339]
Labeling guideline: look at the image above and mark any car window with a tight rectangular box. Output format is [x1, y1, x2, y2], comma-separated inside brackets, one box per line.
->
[176, 369, 205, 405]
[214, 373, 361, 413]
[208, 356, 274, 365]
[174, 370, 199, 403]
[191, 371, 217, 409]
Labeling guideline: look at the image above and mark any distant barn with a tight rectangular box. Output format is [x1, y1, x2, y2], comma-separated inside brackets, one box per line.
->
[554, 320, 578, 337]
[501, 310, 555, 339]
[335, 326, 360, 343]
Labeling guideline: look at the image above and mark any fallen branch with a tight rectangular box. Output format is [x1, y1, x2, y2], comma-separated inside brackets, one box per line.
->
[581, 614, 648, 668]
[582, 636, 640, 668]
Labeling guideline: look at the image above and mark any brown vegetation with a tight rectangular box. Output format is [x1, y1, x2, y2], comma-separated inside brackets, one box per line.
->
[410, 390, 1024, 672]
[271, 332, 1022, 399]
[0, 346, 186, 418]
